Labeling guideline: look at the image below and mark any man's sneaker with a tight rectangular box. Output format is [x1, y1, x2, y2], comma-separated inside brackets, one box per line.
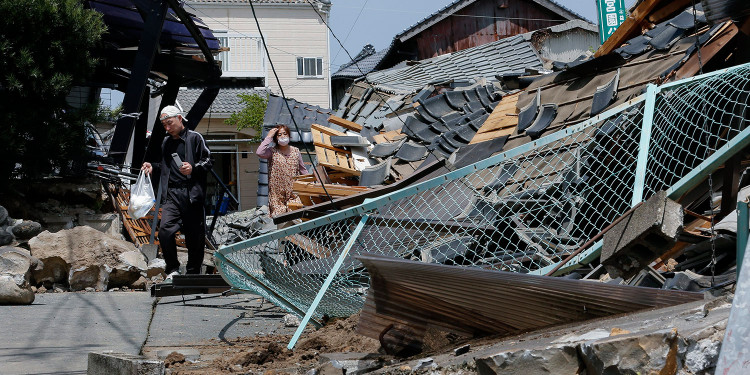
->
[164, 271, 180, 284]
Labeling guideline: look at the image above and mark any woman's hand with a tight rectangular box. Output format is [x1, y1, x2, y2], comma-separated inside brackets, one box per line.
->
[266, 128, 278, 140]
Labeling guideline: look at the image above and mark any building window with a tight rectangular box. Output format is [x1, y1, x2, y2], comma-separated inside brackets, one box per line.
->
[296, 57, 324, 78]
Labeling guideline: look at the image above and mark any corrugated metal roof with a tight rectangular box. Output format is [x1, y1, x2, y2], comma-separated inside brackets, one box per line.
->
[356, 254, 704, 353]
[365, 35, 542, 94]
[176, 86, 269, 116]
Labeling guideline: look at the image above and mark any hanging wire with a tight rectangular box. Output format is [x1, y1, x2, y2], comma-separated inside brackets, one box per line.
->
[330, 0, 369, 65]
[247, 0, 333, 203]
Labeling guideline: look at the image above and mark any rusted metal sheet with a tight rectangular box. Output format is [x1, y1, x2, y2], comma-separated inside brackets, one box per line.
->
[356, 254, 704, 354]
[414, 1, 568, 59]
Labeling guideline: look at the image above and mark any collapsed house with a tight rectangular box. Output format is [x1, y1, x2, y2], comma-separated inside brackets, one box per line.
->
[212, 0, 750, 355]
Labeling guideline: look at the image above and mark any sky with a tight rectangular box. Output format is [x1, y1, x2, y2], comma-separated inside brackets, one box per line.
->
[327, 0, 638, 72]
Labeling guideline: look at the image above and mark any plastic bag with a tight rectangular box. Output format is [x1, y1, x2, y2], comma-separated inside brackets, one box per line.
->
[128, 170, 155, 219]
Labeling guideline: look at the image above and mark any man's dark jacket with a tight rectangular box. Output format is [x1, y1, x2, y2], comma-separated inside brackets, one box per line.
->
[153, 128, 213, 203]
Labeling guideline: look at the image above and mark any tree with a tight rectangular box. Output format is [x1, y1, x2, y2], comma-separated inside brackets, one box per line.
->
[0, 0, 105, 181]
[225, 93, 268, 141]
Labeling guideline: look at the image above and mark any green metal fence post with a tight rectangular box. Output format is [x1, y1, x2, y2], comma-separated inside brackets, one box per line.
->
[737, 202, 749, 277]
[287, 214, 370, 350]
[632, 84, 658, 206]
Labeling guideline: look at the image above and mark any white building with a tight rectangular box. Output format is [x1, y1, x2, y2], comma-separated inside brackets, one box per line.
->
[178, 0, 332, 210]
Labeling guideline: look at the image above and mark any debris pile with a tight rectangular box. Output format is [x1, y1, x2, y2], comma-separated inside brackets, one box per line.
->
[208, 206, 275, 247]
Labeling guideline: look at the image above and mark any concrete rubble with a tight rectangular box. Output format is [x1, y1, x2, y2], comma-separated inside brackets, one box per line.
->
[364, 297, 731, 375]
[208, 205, 275, 247]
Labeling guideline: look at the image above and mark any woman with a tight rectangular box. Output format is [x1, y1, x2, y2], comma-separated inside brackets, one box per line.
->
[256, 125, 309, 217]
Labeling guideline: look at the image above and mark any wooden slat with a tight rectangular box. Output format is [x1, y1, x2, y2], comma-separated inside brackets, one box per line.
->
[293, 181, 369, 196]
[311, 124, 360, 175]
[328, 115, 363, 132]
[470, 92, 520, 144]
[311, 123, 347, 137]
[372, 130, 405, 144]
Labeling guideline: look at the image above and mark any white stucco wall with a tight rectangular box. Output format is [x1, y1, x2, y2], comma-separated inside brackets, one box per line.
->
[188, 2, 331, 108]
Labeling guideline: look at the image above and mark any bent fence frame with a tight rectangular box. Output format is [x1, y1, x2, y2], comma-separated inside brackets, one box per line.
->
[214, 63, 750, 348]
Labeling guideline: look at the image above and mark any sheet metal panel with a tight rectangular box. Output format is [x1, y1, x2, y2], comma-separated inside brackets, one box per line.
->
[356, 254, 704, 352]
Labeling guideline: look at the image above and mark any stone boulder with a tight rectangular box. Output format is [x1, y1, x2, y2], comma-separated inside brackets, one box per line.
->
[0, 231, 12, 247]
[146, 258, 166, 278]
[0, 246, 40, 304]
[0, 205, 8, 225]
[11, 220, 42, 241]
[28, 226, 138, 291]
[109, 250, 148, 288]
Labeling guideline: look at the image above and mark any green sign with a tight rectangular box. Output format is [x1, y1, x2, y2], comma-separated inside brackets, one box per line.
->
[596, 0, 627, 45]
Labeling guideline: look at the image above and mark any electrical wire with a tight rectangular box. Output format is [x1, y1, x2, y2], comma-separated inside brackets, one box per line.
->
[330, 0, 369, 65]
[247, 0, 333, 202]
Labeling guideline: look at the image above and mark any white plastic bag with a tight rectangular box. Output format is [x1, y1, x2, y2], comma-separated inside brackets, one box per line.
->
[128, 170, 155, 219]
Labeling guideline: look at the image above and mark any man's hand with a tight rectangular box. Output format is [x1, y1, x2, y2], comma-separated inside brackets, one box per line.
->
[141, 162, 152, 175]
[180, 162, 193, 175]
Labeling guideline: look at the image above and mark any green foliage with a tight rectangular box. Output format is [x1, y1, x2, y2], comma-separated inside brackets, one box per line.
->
[0, 0, 105, 180]
[225, 93, 268, 140]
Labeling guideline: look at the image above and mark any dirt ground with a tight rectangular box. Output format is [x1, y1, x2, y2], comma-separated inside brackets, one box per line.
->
[164, 314, 382, 374]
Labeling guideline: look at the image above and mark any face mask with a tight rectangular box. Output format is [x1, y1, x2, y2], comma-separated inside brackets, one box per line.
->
[277, 137, 290, 146]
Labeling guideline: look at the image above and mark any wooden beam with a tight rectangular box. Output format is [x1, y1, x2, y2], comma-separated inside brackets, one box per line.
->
[672, 22, 738, 81]
[328, 115, 363, 132]
[294, 181, 369, 196]
[311, 123, 347, 136]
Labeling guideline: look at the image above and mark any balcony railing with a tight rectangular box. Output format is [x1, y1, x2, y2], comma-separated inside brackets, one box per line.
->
[216, 35, 266, 78]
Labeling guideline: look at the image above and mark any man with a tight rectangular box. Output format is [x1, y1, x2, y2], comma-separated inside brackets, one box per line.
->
[142, 105, 212, 281]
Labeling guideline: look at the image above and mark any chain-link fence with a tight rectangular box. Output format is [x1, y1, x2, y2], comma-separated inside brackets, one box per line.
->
[215, 63, 750, 322]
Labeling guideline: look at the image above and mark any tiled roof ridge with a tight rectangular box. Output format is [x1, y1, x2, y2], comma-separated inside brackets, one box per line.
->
[336, 44, 377, 72]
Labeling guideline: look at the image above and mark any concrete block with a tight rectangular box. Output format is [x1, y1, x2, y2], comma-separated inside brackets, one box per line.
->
[87, 351, 164, 375]
[601, 191, 682, 279]
[79, 214, 122, 239]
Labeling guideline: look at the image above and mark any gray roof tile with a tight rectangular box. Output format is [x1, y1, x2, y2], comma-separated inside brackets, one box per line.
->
[363, 35, 543, 93]
[177, 86, 269, 115]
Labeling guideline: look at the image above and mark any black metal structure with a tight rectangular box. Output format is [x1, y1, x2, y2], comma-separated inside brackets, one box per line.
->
[85, 0, 223, 164]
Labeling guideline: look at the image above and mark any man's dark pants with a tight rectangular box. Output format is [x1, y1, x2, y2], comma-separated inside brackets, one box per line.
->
[159, 186, 206, 274]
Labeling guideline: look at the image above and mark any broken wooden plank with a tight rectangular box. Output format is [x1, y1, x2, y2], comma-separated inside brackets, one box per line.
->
[311, 123, 360, 175]
[672, 21, 738, 81]
[287, 233, 331, 258]
[312, 123, 347, 136]
[294, 181, 369, 197]
[328, 115, 363, 132]
[470, 92, 520, 144]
